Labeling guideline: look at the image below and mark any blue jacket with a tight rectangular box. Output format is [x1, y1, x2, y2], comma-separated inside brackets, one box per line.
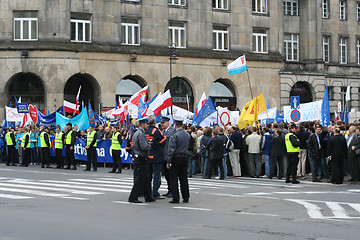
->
[200, 134, 212, 156]
[230, 131, 242, 149]
[261, 132, 272, 155]
[30, 132, 37, 148]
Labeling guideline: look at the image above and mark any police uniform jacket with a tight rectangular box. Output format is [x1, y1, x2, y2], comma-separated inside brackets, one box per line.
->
[65, 130, 77, 146]
[167, 128, 190, 164]
[7, 132, 16, 146]
[286, 133, 300, 156]
[23, 133, 30, 148]
[41, 132, 51, 148]
[132, 127, 151, 158]
[87, 131, 97, 149]
[145, 125, 166, 163]
[162, 127, 176, 161]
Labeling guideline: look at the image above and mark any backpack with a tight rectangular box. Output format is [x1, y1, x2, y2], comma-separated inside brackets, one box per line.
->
[225, 136, 234, 152]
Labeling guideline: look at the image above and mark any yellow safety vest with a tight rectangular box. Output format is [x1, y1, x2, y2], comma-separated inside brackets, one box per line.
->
[285, 133, 300, 153]
[40, 132, 50, 148]
[86, 130, 97, 147]
[6, 132, 14, 146]
[21, 132, 31, 148]
[111, 132, 121, 150]
[65, 130, 73, 145]
[55, 132, 64, 149]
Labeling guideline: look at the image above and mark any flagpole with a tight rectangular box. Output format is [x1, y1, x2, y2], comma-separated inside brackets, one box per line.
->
[246, 69, 254, 100]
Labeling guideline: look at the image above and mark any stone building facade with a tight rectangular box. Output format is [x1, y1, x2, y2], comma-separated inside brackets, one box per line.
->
[0, 0, 359, 121]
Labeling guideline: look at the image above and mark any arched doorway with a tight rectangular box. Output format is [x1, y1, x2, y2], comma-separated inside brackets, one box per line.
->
[165, 77, 194, 111]
[209, 79, 237, 110]
[64, 73, 100, 113]
[116, 75, 146, 103]
[290, 81, 313, 104]
[6, 72, 45, 110]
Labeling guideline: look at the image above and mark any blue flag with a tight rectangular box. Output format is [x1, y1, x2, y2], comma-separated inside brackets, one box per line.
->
[56, 107, 90, 131]
[138, 97, 147, 118]
[321, 86, 331, 126]
[95, 114, 107, 126]
[192, 97, 216, 127]
[341, 106, 349, 123]
[88, 100, 96, 126]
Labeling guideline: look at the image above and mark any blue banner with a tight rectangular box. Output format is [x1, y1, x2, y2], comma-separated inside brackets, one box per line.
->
[49, 136, 132, 163]
[17, 103, 29, 113]
[56, 107, 90, 131]
[38, 106, 65, 129]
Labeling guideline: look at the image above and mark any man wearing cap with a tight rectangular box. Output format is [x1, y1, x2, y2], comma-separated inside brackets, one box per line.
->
[284, 124, 301, 184]
[40, 127, 52, 168]
[5, 128, 17, 166]
[64, 123, 77, 170]
[128, 117, 155, 203]
[85, 125, 98, 171]
[167, 117, 191, 204]
[55, 125, 65, 168]
[161, 116, 176, 198]
[109, 125, 123, 173]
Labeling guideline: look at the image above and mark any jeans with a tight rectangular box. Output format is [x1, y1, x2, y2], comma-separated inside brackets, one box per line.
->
[147, 162, 163, 198]
[319, 157, 328, 178]
[30, 148, 38, 164]
[263, 154, 270, 176]
[218, 155, 228, 178]
[187, 151, 194, 177]
[249, 153, 260, 177]
[201, 152, 209, 177]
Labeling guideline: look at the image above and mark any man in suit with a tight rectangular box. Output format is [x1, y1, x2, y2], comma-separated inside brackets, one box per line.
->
[270, 129, 285, 179]
[327, 128, 347, 184]
[351, 126, 360, 182]
[208, 130, 224, 179]
[346, 126, 357, 181]
[308, 125, 324, 182]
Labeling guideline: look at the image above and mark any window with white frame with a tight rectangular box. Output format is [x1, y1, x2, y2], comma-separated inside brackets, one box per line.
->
[121, 19, 140, 45]
[212, 0, 228, 10]
[213, 26, 229, 51]
[283, 0, 298, 16]
[169, 22, 186, 48]
[339, 37, 347, 64]
[339, 1, 346, 20]
[322, 0, 329, 18]
[357, 39, 360, 64]
[284, 33, 298, 61]
[322, 36, 330, 63]
[253, 0, 267, 14]
[253, 28, 268, 53]
[14, 12, 38, 41]
[71, 14, 91, 43]
[357, 2, 360, 22]
[168, 0, 186, 6]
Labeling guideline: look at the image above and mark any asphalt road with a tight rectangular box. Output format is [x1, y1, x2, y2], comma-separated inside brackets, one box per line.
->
[0, 164, 359, 240]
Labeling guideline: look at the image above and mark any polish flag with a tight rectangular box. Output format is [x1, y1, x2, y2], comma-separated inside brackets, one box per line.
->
[130, 86, 148, 106]
[146, 90, 173, 116]
[64, 100, 79, 114]
[196, 92, 207, 116]
[74, 85, 82, 114]
[334, 110, 340, 122]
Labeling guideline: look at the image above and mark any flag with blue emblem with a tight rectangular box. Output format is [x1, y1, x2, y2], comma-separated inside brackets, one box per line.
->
[88, 100, 96, 126]
[138, 97, 147, 118]
[321, 86, 331, 126]
[192, 97, 217, 127]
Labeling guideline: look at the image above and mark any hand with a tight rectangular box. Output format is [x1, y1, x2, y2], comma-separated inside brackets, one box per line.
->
[23, 148, 25, 150]
[167, 164, 171, 169]
[70, 146, 74, 151]
[85, 146, 89, 149]
[352, 146, 355, 150]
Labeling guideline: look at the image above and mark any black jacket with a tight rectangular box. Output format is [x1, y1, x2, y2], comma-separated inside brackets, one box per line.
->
[296, 130, 310, 149]
[326, 134, 347, 159]
[209, 136, 224, 159]
[308, 133, 324, 159]
[270, 134, 285, 157]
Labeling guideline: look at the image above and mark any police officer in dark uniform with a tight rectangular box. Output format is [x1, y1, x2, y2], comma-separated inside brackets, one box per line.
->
[167, 117, 191, 204]
[284, 124, 300, 184]
[161, 116, 176, 197]
[5, 128, 17, 166]
[128, 117, 155, 203]
[40, 127, 52, 168]
[84, 125, 97, 171]
[109, 125, 123, 173]
[64, 123, 77, 170]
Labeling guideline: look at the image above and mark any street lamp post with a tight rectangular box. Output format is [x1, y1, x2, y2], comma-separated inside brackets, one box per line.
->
[169, 43, 178, 116]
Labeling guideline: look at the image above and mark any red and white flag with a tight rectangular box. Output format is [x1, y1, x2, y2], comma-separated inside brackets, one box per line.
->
[196, 92, 207, 116]
[334, 110, 340, 122]
[75, 85, 82, 113]
[146, 90, 173, 116]
[64, 100, 79, 114]
[130, 86, 148, 106]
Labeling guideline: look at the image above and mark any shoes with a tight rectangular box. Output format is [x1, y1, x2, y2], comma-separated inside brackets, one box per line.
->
[156, 196, 165, 199]
[41, 165, 45, 168]
[255, 176, 260, 178]
[250, 176, 255, 178]
[71, 167, 77, 170]
[92, 169, 97, 172]
[167, 193, 173, 198]
[145, 198, 156, 203]
[109, 170, 116, 173]
[183, 199, 189, 203]
[84, 169, 90, 171]
[215, 176, 220, 180]
[6, 164, 10, 166]
[348, 178, 355, 182]
[292, 180, 300, 184]
[169, 200, 179, 204]
[46, 165, 52, 168]
[285, 179, 291, 183]
[129, 200, 143, 203]
[162, 192, 171, 197]
[64, 166, 71, 169]
[277, 177, 282, 180]
[11, 164, 17, 166]
[116, 170, 122, 174]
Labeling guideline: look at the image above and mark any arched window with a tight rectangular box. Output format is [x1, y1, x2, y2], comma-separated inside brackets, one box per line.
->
[290, 82, 313, 104]
[209, 79, 237, 110]
[165, 77, 194, 111]
[116, 75, 146, 103]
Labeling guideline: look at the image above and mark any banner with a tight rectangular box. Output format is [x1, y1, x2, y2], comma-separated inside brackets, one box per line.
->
[38, 106, 65, 129]
[6, 106, 24, 122]
[49, 136, 132, 163]
[17, 103, 29, 114]
[284, 100, 322, 123]
[56, 107, 90, 131]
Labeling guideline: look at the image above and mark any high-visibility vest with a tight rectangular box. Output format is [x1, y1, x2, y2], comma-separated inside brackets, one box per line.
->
[65, 130, 73, 145]
[285, 133, 300, 153]
[111, 132, 121, 150]
[55, 132, 64, 149]
[86, 130, 97, 147]
[21, 132, 31, 148]
[40, 132, 50, 148]
[6, 132, 14, 146]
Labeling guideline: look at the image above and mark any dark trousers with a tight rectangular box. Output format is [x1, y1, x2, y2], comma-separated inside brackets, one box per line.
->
[270, 155, 284, 178]
[128, 158, 152, 202]
[111, 150, 122, 172]
[86, 148, 97, 170]
[331, 157, 344, 184]
[65, 145, 76, 167]
[209, 158, 224, 179]
[22, 148, 30, 166]
[163, 161, 171, 193]
[312, 157, 321, 181]
[286, 154, 299, 181]
[41, 147, 50, 166]
[7, 145, 16, 165]
[169, 156, 190, 202]
[55, 149, 64, 168]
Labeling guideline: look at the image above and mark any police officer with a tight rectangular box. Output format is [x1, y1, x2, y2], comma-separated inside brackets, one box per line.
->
[64, 123, 77, 170]
[85, 125, 97, 171]
[21, 127, 31, 167]
[167, 117, 191, 204]
[109, 125, 123, 173]
[40, 127, 52, 168]
[128, 117, 155, 203]
[5, 128, 17, 166]
[55, 125, 65, 168]
[161, 116, 176, 198]
[284, 124, 300, 184]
